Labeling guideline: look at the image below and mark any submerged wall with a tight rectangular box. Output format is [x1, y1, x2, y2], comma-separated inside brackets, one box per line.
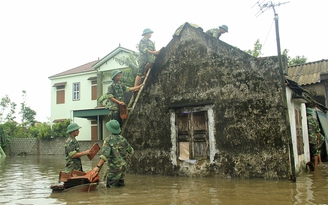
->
[9, 138, 102, 156]
[123, 23, 291, 179]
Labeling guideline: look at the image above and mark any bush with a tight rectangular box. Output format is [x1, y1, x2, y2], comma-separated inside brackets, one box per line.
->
[51, 119, 70, 138]
[29, 122, 52, 140]
[0, 121, 19, 152]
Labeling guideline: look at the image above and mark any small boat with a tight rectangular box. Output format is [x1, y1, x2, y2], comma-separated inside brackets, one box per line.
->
[51, 182, 99, 193]
[50, 169, 99, 193]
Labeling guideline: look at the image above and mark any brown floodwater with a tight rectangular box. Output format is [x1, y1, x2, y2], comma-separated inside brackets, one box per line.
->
[0, 155, 328, 205]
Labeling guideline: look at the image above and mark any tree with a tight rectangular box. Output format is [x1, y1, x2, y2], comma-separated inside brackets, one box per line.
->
[246, 39, 308, 66]
[98, 51, 140, 107]
[0, 95, 16, 123]
[0, 121, 20, 152]
[246, 39, 262, 57]
[51, 119, 70, 138]
[19, 90, 37, 127]
[5, 101, 16, 122]
[282, 49, 307, 66]
[114, 51, 139, 86]
[29, 122, 52, 140]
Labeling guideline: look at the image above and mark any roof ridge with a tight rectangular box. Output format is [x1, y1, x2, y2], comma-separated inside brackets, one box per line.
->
[49, 59, 99, 79]
[288, 59, 328, 68]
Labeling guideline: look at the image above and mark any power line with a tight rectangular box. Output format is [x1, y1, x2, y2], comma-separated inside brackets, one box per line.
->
[262, 18, 274, 51]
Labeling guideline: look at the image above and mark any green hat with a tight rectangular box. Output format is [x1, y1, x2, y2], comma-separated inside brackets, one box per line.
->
[66, 123, 81, 133]
[306, 107, 314, 116]
[142, 28, 154, 36]
[111, 70, 122, 80]
[219, 25, 228, 32]
[106, 120, 121, 134]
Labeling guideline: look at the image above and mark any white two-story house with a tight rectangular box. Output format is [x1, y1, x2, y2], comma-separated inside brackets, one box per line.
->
[48, 46, 134, 140]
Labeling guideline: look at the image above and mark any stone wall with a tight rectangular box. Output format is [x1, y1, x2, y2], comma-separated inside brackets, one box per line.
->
[122, 23, 291, 179]
[9, 138, 102, 156]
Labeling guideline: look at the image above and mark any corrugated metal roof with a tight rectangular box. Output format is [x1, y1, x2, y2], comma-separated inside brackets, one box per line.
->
[48, 60, 99, 79]
[287, 59, 328, 85]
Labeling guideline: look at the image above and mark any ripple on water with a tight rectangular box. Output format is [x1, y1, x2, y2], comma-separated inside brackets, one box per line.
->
[1, 156, 328, 205]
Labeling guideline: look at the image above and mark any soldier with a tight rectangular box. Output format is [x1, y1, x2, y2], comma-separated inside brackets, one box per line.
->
[64, 123, 91, 172]
[107, 70, 143, 127]
[172, 22, 203, 37]
[92, 120, 134, 188]
[306, 107, 322, 168]
[134, 28, 160, 88]
[205, 24, 228, 39]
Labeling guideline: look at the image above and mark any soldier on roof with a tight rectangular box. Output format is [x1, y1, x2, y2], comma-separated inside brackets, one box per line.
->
[134, 28, 160, 89]
[206, 24, 228, 39]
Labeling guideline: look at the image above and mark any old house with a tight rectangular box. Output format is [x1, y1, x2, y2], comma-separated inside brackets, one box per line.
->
[122, 23, 295, 179]
[48, 46, 135, 141]
[287, 59, 328, 162]
[48, 23, 322, 179]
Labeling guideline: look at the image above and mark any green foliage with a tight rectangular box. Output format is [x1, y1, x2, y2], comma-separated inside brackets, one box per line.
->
[0, 121, 20, 152]
[29, 122, 52, 140]
[98, 52, 140, 108]
[51, 119, 71, 138]
[114, 52, 139, 86]
[282, 49, 307, 66]
[245, 39, 262, 57]
[20, 90, 37, 127]
[0, 95, 16, 123]
[246, 40, 308, 66]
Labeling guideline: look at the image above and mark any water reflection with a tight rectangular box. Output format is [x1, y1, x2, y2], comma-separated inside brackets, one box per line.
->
[0, 155, 327, 205]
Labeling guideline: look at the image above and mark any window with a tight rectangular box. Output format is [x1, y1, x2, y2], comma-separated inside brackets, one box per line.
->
[53, 82, 66, 104]
[73, 82, 80, 101]
[91, 80, 97, 100]
[295, 108, 304, 155]
[91, 120, 98, 140]
[177, 111, 209, 160]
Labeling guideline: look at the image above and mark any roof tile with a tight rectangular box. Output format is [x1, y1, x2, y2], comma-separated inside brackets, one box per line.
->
[287, 59, 328, 85]
[49, 60, 99, 78]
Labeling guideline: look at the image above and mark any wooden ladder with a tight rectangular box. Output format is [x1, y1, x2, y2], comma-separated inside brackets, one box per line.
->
[122, 67, 152, 131]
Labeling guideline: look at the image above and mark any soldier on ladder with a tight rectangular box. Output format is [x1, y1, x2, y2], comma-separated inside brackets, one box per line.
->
[134, 28, 161, 90]
[108, 70, 143, 127]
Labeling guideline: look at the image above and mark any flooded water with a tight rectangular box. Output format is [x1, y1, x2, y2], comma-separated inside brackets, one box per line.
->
[0, 155, 328, 205]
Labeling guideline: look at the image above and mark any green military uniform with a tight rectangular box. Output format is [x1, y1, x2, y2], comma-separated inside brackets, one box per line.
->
[206, 25, 228, 39]
[107, 76, 130, 127]
[138, 33, 156, 76]
[100, 120, 134, 188]
[205, 28, 222, 39]
[173, 22, 202, 37]
[65, 136, 83, 172]
[307, 108, 321, 157]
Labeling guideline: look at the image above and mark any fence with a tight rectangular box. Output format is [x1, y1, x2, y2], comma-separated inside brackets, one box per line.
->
[9, 138, 102, 156]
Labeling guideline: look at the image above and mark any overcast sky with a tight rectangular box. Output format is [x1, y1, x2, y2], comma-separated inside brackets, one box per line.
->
[0, 0, 327, 122]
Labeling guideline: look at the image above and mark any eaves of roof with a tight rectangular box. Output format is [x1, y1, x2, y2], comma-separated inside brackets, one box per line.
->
[48, 60, 99, 79]
[287, 59, 328, 86]
[92, 46, 135, 70]
[286, 78, 328, 111]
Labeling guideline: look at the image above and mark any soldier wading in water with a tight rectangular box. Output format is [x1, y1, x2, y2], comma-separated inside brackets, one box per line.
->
[64, 123, 91, 172]
[92, 120, 134, 188]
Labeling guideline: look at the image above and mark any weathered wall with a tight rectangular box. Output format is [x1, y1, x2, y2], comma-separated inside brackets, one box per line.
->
[123, 23, 291, 179]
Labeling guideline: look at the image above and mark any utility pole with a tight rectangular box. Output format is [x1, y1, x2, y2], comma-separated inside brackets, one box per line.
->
[254, 1, 289, 74]
[254, 1, 296, 182]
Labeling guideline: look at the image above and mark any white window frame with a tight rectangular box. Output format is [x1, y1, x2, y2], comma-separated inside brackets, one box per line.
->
[73, 82, 80, 101]
[170, 105, 216, 166]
